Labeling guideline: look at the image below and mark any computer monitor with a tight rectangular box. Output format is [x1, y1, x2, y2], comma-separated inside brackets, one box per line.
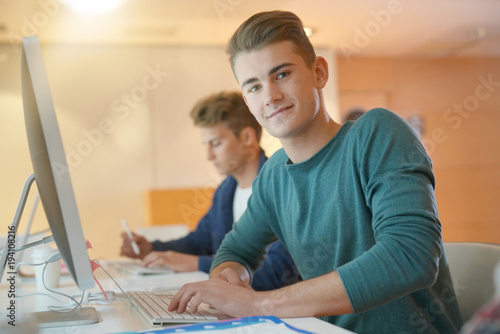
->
[0, 35, 97, 326]
[19, 34, 96, 291]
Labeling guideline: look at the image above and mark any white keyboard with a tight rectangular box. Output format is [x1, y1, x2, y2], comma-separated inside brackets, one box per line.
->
[121, 263, 174, 276]
[128, 290, 219, 325]
[105, 259, 174, 276]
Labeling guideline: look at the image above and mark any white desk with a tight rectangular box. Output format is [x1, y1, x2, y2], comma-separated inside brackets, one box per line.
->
[0, 262, 353, 334]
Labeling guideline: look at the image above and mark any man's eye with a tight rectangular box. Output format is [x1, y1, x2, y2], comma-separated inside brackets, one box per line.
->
[249, 85, 261, 93]
[277, 71, 290, 79]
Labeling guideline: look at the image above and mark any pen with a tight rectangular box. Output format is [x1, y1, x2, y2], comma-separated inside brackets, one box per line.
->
[121, 219, 140, 256]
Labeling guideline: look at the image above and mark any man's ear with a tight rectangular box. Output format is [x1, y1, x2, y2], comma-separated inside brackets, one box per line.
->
[239, 126, 257, 146]
[313, 56, 329, 89]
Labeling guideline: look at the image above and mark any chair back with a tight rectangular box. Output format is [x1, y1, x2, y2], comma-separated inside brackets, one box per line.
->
[444, 242, 500, 322]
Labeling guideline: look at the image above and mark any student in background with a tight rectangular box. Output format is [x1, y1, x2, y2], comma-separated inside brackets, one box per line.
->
[167, 11, 463, 333]
[342, 108, 365, 123]
[120, 91, 300, 291]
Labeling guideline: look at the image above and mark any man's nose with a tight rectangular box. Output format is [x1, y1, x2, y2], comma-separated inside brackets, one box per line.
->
[265, 84, 283, 106]
[206, 147, 215, 161]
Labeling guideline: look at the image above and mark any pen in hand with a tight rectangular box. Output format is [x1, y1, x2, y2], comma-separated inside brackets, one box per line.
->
[121, 219, 140, 256]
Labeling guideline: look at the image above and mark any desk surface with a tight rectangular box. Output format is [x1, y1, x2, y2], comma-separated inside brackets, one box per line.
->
[0, 260, 353, 334]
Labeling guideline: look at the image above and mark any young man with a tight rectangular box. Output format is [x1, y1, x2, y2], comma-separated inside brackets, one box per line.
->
[168, 11, 463, 333]
[120, 91, 300, 291]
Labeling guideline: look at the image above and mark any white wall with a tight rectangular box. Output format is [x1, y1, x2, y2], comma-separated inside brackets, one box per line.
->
[0, 44, 338, 258]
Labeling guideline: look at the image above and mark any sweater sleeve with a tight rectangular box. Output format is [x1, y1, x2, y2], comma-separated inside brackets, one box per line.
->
[337, 109, 443, 313]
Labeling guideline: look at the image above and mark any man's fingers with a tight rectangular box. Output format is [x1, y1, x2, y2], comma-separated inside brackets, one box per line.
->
[188, 299, 201, 314]
[179, 285, 200, 313]
[169, 283, 210, 314]
[131, 233, 142, 243]
[120, 244, 132, 256]
[120, 246, 128, 256]
[169, 285, 191, 313]
[142, 253, 159, 267]
[147, 258, 162, 268]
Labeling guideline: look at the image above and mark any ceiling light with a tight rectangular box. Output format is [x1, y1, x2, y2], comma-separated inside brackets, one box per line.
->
[68, 0, 122, 15]
[304, 27, 314, 37]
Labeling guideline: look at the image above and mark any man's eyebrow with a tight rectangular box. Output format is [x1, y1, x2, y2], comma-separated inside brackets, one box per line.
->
[241, 63, 294, 88]
[203, 137, 220, 145]
[269, 63, 294, 76]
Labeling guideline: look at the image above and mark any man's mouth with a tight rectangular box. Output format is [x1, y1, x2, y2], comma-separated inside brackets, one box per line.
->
[267, 105, 293, 119]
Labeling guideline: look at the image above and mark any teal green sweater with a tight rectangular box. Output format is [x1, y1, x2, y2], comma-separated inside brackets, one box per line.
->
[212, 109, 462, 333]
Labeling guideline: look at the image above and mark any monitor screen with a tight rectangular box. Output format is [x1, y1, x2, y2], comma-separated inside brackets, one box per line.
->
[16, 35, 94, 291]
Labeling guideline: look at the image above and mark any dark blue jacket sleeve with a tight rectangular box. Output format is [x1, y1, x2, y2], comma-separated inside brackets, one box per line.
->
[198, 255, 214, 273]
[251, 241, 301, 291]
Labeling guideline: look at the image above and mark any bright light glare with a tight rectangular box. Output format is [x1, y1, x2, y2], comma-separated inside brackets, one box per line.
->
[304, 27, 314, 37]
[68, 0, 122, 15]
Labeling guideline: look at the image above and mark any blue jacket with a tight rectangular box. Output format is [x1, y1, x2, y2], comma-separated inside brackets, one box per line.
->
[152, 150, 301, 291]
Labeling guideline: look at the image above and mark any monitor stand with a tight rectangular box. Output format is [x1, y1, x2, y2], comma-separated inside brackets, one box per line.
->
[0, 174, 37, 287]
[30, 307, 99, 328]
[1, 174, 100, 328]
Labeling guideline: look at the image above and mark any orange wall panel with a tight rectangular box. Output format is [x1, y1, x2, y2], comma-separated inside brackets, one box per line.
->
[145, 188, 215, 231]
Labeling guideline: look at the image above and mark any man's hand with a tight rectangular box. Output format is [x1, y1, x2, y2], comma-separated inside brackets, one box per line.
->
[141, 251, 198, 272]
[168, 267, 258, 317]
[169, 269, 354, 319]
[211, 266, 252, 288]
[119, 232, 153, 259]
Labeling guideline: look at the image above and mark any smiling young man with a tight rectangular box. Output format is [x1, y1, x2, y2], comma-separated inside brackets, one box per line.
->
[120, 91, 300, 291]
[168, 11, 462, 333]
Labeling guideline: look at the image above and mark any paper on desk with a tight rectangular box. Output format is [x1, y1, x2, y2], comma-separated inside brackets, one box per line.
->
[121, 316, 316, 333]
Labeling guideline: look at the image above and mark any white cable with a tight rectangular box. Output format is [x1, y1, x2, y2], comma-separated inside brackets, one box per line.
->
[92, 259, 136, 307]
[0, 235, 54, 255]
[70, 290, 116, 305]
[14, 254, 84, 312]
[15, 256, 136, 311]
[42, 263, 84, 313]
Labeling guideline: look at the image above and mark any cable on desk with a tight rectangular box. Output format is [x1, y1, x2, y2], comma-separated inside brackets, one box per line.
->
[14, 256, 137, 312]
[14, 257, 85, 312]
[91, 259, 136, 306]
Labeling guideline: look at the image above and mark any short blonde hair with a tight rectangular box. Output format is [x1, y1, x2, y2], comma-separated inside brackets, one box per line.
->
[190, 91, 262, 141]
[227, 10, 316, 72]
